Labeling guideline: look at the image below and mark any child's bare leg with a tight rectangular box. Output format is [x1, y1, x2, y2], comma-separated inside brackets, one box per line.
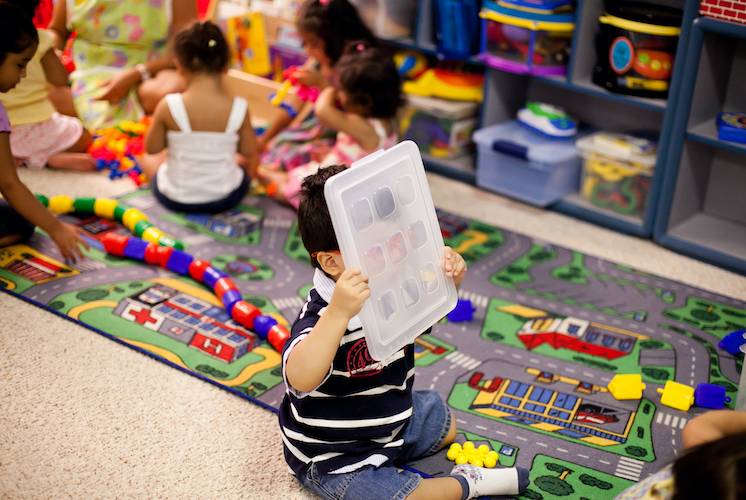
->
[64, 128, 92, 153]
[407, 477, 464, 500]
[256, 167, 292, 204]
[47, 152, 96, 171]
[0, 234, 26, 247]
[139, 151, 166, 182]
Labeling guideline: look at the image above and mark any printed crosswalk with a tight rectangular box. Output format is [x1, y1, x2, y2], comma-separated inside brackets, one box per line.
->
[615, 456, 644, 481]
[73, 260, 107, 272]
[182, 233, 214, 246]
[273, 296, 306, 311]
[655, 411, 687, 429]
[458, 289, 488, 309]
[445, 351, 482, 370]
[263, 218, 293, 228]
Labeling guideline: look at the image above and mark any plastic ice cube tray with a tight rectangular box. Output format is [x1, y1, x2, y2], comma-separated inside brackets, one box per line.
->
[324, 141, 458, 361]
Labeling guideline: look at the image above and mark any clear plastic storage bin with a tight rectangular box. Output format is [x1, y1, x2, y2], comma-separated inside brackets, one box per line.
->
[576, 133, 657, 217]
[474, 121, 589, 207]
[349, 0, 418, 39]
[400, 95, 479, 158]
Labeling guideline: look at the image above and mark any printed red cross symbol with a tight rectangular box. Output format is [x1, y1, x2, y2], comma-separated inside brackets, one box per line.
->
[129, 308, 158, 325]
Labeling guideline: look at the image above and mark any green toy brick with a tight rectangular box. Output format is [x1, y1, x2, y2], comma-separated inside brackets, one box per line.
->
[113, 205, 129, 221]
[134, 219, 153, 237]
[73, 197, 96, 213]
[158, 236, 184, 250]
[35, 194, 49, 207]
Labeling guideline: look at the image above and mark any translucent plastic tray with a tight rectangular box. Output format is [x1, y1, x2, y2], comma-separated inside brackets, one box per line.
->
[324, 141, 458, 361]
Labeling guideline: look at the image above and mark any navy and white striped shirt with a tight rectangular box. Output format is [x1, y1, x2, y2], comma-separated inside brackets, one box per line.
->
[278, 269, 415, 476]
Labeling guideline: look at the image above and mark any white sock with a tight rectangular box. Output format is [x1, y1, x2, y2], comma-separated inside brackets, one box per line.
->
[451, 464, 530, 499]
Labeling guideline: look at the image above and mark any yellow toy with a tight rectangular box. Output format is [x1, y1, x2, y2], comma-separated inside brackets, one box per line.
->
[657, 381, 695, 412]
[446, 441, 498, 468]
[607, 374, 646, 400]
[403, 68, 484, 102]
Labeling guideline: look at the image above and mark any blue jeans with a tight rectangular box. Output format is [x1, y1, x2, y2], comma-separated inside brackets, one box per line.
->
[151, 170, 249, 214]
[297, 390, 452, 500]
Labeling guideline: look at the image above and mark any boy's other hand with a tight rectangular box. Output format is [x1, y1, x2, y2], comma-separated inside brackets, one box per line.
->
[328, 267, 370, 320]
[50, 222, 89, 263]
[444, 246, 467, 288]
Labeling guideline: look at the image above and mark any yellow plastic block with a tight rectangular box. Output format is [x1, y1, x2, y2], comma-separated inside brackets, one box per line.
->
[446, 442, 498, 468]
[142, 227, 164, 244]
[608, 374, 646, 400]
[48, 195, 74, 214]
[121, 208, 148, 232]
[93, 198, 118, 219]
[657, 381, 695, 412]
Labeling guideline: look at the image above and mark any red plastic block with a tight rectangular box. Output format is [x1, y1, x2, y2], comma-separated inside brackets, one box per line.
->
[232, 300, 260, 329]
[214, 277, 238, 298]
[101, 233, 129, 256]
[268, 324, 290, 352]
[156, 245, 174, 267]
[189, 259, 211, 282]
[144, 243, 160, 265]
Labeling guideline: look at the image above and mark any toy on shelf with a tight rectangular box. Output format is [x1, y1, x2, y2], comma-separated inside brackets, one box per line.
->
[220, 11, 271, 76]
[716, 112, 746, 144]
[576, 132, 657, 217]
[88, 118, 150, 185]
[435, 0, 480, 58]
[394, 50, 429, 80]
[447, 299, 475, 322]
[517, 102, 577, 138]
[657, 380, 695, 412]
[607, 374, 646, 400]
[592, 2, 682, 98]
[694, 383, 731, 410]
[479, 1, 574, 76]
[100, 233, 290, 352]
[268, 66, 320, 118]
[403, 67, 484, 102]
[38, 194, 184, 249]
[496, 0, 573, 14]
[718, 329, 746, 355]
[447, 442, 499, 468]
[400, 94, 479, 158]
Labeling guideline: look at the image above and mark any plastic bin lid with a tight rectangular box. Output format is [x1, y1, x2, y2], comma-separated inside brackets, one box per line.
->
[324, 141, 458, 361]
[575, 132, 657, 169]
[473, 121, 581, 165]
[604, 1, 682, 27]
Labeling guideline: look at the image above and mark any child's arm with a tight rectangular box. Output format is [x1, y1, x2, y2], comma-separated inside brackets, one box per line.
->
[0, 133, 88, 261]
[314, 87, 380, 151]
[144, 100, 168, 155]
[444, 246, 467, 289]
[237, 109, 259, 179]
[682, 410, 746, 449]
[286, 267, 370, 392]
[40, 48, 68, 87]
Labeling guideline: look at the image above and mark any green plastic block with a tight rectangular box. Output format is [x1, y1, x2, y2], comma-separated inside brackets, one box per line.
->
[73, 197, 96, 213]
[133, 219, 153, 237]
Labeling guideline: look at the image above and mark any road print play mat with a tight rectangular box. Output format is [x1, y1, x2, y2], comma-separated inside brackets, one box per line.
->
[2, 188, 744, 500]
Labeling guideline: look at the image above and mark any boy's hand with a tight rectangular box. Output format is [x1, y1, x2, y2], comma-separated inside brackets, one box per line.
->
[49, 222, 89, 263]
[444, 246, 467, 288]
[327, 267, 370, 320]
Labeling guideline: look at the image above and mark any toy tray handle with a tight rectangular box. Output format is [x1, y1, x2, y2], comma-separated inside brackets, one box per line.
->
[492, 140, 528, 160]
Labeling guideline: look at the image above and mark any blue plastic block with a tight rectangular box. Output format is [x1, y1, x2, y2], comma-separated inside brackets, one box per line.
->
[694, 383, 730, 409]
[122, 237, 149, 261]
[253, 315, 279, 338]
[221, 289, 243, 315]
[447, 299, 475, 322]
[718, 330, 746, 355]
[165, 250, 194, 276]
[202, 266, 228, 289]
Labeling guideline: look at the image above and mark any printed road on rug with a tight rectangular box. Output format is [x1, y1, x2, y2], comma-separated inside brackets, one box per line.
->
[1, 189, 744, 500]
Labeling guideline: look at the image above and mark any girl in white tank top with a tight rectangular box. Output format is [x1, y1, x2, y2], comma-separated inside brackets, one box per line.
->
[143, 21, 258, 213]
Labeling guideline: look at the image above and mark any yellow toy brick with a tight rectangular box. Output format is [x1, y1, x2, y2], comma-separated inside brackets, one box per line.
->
[608, 374, 646, 400]
[142, 227, 164, 244]
[93, 198, 118, 219]
[122, 208, 148, 232]
[446, 442, 498, 468]
[48, 195, 74, 214]
[657, 381, 695, 411]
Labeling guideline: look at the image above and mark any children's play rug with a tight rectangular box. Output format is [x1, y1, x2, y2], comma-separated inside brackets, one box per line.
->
[2, 189, 744, 500]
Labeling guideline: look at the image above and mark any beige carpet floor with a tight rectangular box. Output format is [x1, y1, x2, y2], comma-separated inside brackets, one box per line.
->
[2, 168, 745, 499]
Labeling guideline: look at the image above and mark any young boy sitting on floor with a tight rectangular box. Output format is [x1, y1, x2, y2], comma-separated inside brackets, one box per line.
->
[278, 163, 529, 500]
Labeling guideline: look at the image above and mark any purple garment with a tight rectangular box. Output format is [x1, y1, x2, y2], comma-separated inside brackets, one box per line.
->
[0, 101, 10, 133]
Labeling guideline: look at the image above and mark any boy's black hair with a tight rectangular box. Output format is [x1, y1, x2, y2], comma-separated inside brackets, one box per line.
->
[672, 431, 746, 500]
[297, 0, 376, 67]
[174, 21, 230, 74]
[335, 40, 404, 119]
[3, 0, 40, 19]
[297, 164, 348, 269]
[0, 2, 38, 64]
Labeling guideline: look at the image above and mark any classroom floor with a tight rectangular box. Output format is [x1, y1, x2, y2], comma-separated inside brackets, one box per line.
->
[1, 167, 744, 499]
